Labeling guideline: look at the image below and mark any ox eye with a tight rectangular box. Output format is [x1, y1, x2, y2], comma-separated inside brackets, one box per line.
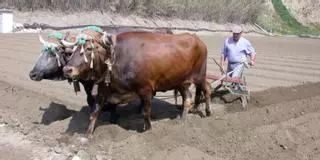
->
[65, 52, 72, 58]
[49, 51, 56, 57]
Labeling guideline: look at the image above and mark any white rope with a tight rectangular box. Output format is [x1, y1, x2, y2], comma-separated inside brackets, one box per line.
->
[81, 45, 88, 63]
[76, 34, 96, 68]
[105, 58, 112, 71]
[72, 46, 77, 52]
[90, 50, 94, 69]
[55, 52, 61, 67]
[38, 35, 61, 67]
[90, 41, 95, 69]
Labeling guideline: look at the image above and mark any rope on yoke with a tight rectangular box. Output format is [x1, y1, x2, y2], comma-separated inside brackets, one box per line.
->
[38, 34, 62, 67]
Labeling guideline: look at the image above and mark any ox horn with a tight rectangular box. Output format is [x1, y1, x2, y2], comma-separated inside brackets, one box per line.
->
[38, 35, 46, 45]
[101, 31, 107, 45]
[61, 39, 77, 47]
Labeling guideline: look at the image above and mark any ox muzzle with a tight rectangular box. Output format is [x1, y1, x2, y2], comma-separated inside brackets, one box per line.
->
[29, 70, 44, 81]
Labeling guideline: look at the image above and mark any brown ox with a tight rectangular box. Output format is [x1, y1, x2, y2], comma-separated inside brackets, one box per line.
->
[62, 29, 211, 138]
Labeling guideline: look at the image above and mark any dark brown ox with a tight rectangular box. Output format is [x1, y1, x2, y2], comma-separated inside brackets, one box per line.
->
[62, 30, 211, 138]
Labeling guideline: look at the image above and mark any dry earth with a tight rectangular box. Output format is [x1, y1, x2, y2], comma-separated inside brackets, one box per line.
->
[0, 32, 320, 160]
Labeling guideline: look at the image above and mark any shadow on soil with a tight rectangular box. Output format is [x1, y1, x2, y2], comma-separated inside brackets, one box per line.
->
[39, 89, 240, 137]
[39, 102, 77, 125]
[39, 82, 320, 144]
[40, 98, 182, 135]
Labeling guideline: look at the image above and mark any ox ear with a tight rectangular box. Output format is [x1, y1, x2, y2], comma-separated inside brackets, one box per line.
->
[63, 31, 70, 40]
[101, 32, 116, 47]
[109, 35, 116, 45]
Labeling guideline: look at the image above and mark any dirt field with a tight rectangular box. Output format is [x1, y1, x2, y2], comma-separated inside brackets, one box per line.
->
[0, 32, 320, 160]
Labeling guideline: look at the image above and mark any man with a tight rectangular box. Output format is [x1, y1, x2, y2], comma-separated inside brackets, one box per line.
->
[220, 25, 256, 78]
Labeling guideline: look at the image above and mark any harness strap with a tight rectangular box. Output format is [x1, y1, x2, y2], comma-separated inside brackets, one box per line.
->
[73, 80, 81, 95]
[54, 52, 61, 67]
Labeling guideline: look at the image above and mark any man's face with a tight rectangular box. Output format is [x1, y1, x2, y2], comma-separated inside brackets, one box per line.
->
[232, 32, 242, 42]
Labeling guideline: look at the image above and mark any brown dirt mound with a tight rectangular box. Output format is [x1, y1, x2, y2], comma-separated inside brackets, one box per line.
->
[211, 82, 320, 113]
[1, 80, 320, 160]
[250, 82, 320, 107]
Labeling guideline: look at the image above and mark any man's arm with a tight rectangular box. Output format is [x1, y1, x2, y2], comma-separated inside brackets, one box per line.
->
[245, 40, 256, 66]
[249, 53, 256, 65]
[220, 55, 226, 72]
[220, 40, 227, 72]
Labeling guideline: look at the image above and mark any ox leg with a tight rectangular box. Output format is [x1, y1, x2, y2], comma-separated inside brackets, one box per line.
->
[174, 89, 179, 106]
[203, 80, 212, 117]
[109, 104, 119, 124]
[81, 81, 95, 112]
[140, 93, 153, 131]
[192, 85, 206, 118]
[137, 91, 155, 114]
[177, 88, 185, 116]
[86, 83, 106, 138]
[179, 87, 192, 122]
[192, 80, 212, 117]
[137, 100, 144, 114]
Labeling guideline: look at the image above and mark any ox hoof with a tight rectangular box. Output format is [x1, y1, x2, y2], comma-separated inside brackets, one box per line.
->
[189, 108, 205, 118]
[180, 110, 188, 121]
[143, 123, 152, 132]
[79, 137, 89, 145]
[198, 112, 206, 118]
[86, 133, 94, 139]
[180, 116, 188, 125]
[206, 110, 212, 117]
[138, 126, 152, 133]
[188, 107, 197, 113]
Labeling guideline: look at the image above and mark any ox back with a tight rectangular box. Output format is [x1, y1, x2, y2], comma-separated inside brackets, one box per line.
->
[106, 31, 208, 104]
[102, 31, 211, 132]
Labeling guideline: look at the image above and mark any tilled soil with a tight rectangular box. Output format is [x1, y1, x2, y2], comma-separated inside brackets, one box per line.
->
[0, 33, 320, 160]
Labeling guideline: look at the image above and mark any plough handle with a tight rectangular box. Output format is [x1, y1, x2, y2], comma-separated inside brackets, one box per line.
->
[210, 57, 225, 74]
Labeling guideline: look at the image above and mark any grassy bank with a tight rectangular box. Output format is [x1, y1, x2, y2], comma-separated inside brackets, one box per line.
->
[0, 0, 264, 23]
[2, 0, 319, 36]
[268, 0, 320, 36]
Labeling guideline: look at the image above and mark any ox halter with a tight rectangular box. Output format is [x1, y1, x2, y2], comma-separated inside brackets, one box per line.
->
[61, 26, 115, 87]
[71, 33, 96, 69]
[61, 29, 115, 71]
[38, 35, 62, 67]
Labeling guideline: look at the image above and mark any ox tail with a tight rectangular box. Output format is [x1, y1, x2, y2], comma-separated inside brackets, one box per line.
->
[174, 89, 179, 105]
[194, 35, 210, 107]
[198, 58, 208, 103]
[197, 38, 208, 85]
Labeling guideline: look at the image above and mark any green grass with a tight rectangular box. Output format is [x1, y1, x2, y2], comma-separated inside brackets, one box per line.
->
[271, 0, 320, 36]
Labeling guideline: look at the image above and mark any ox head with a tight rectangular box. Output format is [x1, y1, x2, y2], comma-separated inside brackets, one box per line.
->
[62, 26, 114, 81]
[29, 32, 75, 81]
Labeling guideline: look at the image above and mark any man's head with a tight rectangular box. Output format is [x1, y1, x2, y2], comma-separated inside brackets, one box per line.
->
[62, 26, 113, 80]
[232, 25, 243, 42]
[29, 32, 73, 81]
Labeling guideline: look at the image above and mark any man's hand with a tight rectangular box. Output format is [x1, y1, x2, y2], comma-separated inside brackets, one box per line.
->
[220, 67, 225, 74]
[249, 53, 256, 66]
[249, 60, 255, 66]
